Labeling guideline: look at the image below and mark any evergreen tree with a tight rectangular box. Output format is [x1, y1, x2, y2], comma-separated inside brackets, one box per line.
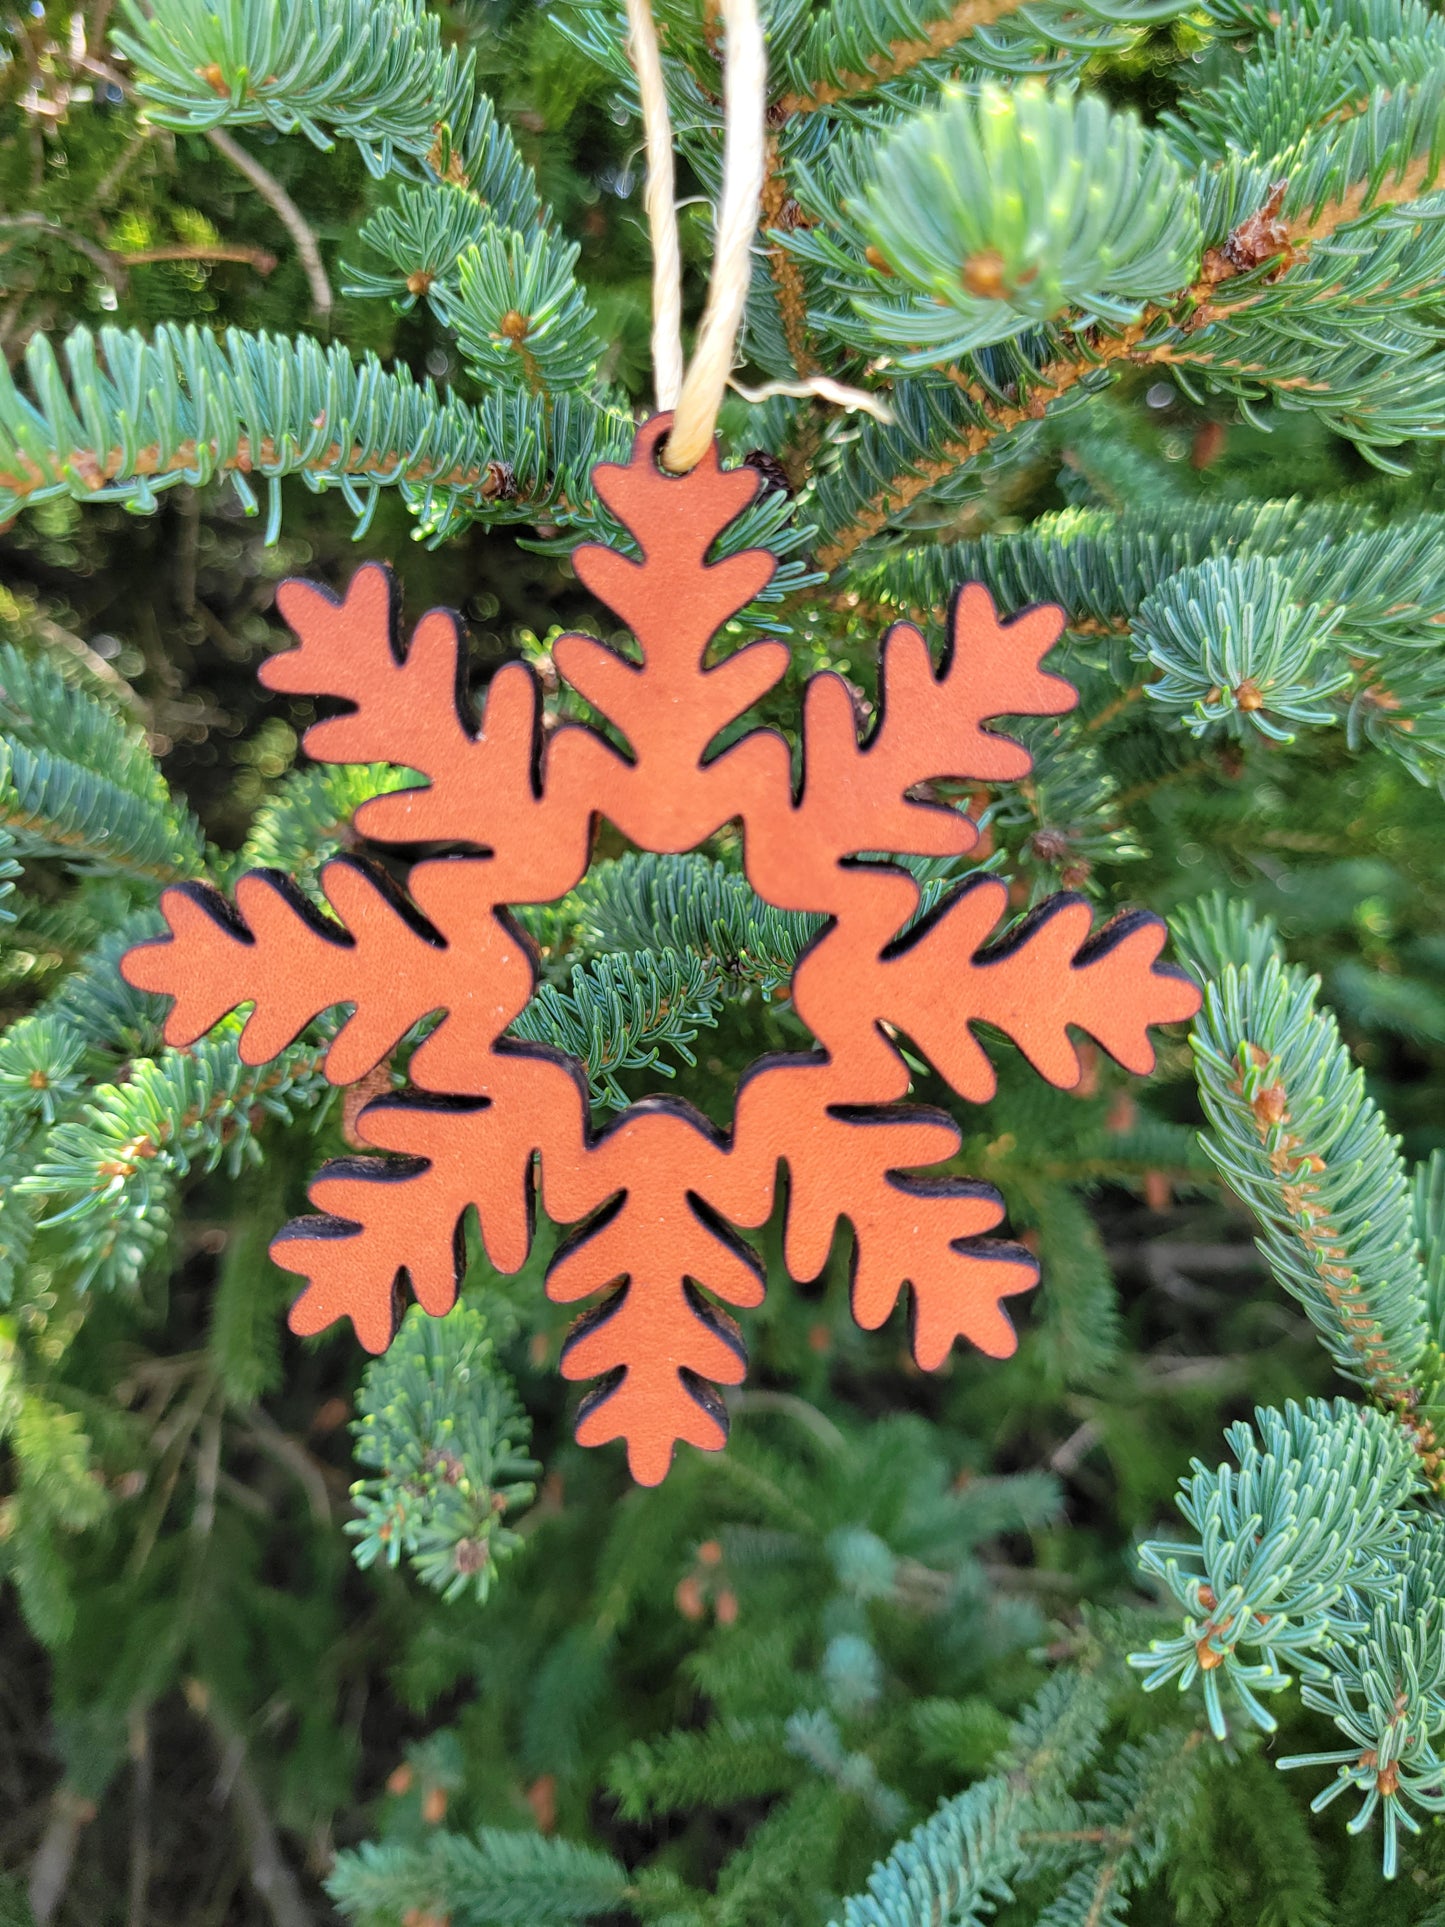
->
[3, 0, 1445, 1922]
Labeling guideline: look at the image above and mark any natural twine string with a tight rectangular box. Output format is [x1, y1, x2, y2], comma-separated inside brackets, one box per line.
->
[628, 0, 767, 471]
[623, 0, 686, 414]
[626, 0, 891, 471]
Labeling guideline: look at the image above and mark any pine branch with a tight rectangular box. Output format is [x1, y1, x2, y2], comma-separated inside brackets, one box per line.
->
[509, 948, 724, 1111]
[0, 324, 619, 541]
[327, 1827, 634, 1925]
[551, 851, 978, 1005]
[50, 920, 169, 1057]
[809, 111, 1445, 567]
[231, 764, 410, 890]
[1023, 1183, 1123, 1387]
[830, 1665, 1116, 1926]
[450, 227, 603, 399]
[205, 127, 333, 317]
[785, 1707, 908, 1829]
[863, 494, 1445, 781]
[0, 738, 203, 885]
[1133, 555, 1349, 744]
[607, 1719, 796, 1821]
[0, 1016, 89, 1128]
[1130, 1398, 1420, 1738]
[774, 0, 1201, 115]
[985, 717, 1144, 899]
[0, 826, 22, 925]
[18, 1022, 333, 1293]
[565, 851, 822, 994]
[834, 1776, 1026, 1926]
[777, 0, 1032, 114]
[1280, 1514, 1445, 1880]
[1169, 9, 1445, 165]
[813, 348, 1137, 572]
[0, 643, 205, 880]
[343, 180, 490, 315]
[1175, 896, 1442, 1481]
[112, 0, 466, 178]
[0, 924, 165, 1311]
[207, 1186, 288, 1407]
[348, 1302, 537, 1604]
[1416, 1150, 1445, 1343]
[828, 86, 1201, 362]
[1035, 1730, 1208, 1927]
[342, 96, 544, 318]
[0, 642, 182, 820]
[865, 496, 1443, 647]
[12, 606, 149, 716]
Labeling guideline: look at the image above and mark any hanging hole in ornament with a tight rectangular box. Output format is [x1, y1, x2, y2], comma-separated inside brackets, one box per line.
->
[651, 425, 702, 479]
[636, 409, 704, 479]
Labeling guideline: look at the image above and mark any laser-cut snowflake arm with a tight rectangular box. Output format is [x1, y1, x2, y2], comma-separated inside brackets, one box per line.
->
[876, 882, 1202, 1102]
[119, 859, 534, 1088]
[722, 1067, 1040, 1369]
[548, 418, 792, 852]
[273, 1054, 588, 1354]
[543, 1104, 765, 1488]
[564, 415, 778, 714]
[264, 565, 468, 822]
[748, 587, 1075, 909]
[262, 569, 598, 889]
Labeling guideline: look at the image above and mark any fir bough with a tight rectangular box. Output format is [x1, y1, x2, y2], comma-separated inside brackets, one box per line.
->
[348, 1303, 537, 1604]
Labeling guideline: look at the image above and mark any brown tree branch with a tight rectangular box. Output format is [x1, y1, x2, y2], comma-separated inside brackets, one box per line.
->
[205, 1713, 314, 1927]
[204, 128, 332, 319]
[0, 288, 31, 366]
[27, 609, 148, 715]
[122, 243, 278, 273]
[760, 133, 818, 376]
[1232, 1043, 1445, 1490]
[28, 1787, 95, 1926]
[0, 213, 125, 288]
[126, 1708, 152, 1927]
[778, 0, 1026, 113]
[33, 44, 325, 316]
[815, 340, 1131, 570]
[91, 126, 151, 210]
[0, 218, 274, 304]
[244, 1404, 335, 1526]
[818, 154, 1445, 571]
[1083, 682, 1149, 733]
[0, 790, 194, 885]
[0, 427, 514, 515]
[1092, 1736, 1207, 1925]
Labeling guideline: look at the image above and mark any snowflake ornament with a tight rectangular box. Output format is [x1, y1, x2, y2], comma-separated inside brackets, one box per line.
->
[121, 418, 1200, 1485]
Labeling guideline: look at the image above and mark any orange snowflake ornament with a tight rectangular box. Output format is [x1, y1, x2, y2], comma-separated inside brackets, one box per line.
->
[121, 418, 1200, 1485]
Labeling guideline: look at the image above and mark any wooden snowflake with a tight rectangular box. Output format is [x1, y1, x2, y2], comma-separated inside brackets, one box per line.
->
[121, 418, 1200, 1485]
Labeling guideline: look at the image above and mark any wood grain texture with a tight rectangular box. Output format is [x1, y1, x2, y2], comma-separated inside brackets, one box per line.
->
[122, 414, 1201, 1485]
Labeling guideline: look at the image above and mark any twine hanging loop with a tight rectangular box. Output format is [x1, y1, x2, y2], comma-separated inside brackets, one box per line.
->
[627, 0, 766, 472]
[625, 0, 890, 472]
